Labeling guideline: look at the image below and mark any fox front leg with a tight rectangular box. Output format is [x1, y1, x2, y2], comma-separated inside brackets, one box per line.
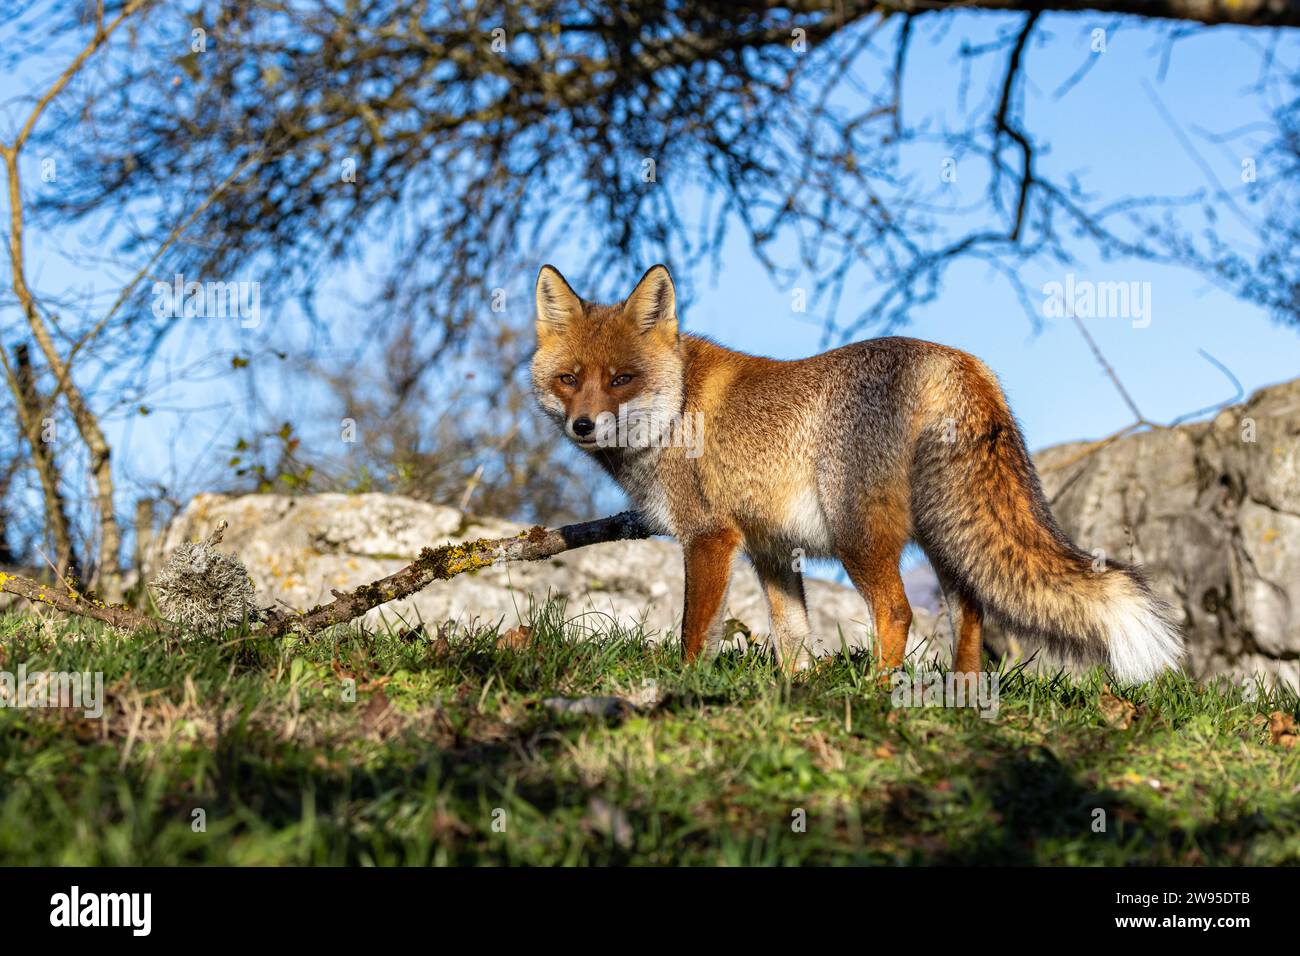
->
[680, 529, 742, 662]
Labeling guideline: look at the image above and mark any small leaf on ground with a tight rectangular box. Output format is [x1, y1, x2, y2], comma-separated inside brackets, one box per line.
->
[1099, 685, 1137, 729]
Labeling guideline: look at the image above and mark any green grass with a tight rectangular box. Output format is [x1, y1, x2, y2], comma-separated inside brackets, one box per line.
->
[0, 603, 1297, 865]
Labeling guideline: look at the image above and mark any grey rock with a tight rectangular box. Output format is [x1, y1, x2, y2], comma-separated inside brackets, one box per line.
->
[985, 376, 1300, 690]
[542, 696, 636, 718]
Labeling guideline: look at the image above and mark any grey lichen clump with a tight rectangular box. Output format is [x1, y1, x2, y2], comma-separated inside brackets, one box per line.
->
[151, 521, 262, 635]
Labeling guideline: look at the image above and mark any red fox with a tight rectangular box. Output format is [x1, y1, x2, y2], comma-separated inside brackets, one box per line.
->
[531, 263, 1184, 682]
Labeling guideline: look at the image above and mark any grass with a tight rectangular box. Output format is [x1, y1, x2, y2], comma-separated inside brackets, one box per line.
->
[0, 602, 1297, 866]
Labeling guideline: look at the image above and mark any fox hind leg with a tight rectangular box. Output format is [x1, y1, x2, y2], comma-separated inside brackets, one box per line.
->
[753, 554, 814, 674]
[932, 570, 985, 675]
[952, 591, 984, 674]
[840, 524, 912, 671]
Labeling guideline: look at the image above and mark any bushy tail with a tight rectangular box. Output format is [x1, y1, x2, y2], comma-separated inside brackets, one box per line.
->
[911, 359, 1184, 683]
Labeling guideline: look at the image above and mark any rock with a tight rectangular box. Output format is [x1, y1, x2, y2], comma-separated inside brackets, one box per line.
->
[152, 491, 954, 661]
[985, 376, 1300, 691]
[542, 696, 637, 718]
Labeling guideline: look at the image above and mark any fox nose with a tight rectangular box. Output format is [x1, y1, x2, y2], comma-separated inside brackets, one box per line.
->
[572, 416, 596, 438]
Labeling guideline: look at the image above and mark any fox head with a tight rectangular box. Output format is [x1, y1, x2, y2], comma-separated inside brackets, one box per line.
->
[530, 264, 684, 454]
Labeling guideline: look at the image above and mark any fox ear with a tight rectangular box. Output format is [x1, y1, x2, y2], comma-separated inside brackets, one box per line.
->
[624, 264, 677, 336]
[535, 265, 583, 338]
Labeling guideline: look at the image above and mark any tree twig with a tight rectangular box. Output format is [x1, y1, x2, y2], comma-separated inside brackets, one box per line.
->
[992, 10, 1040, 242]
[1044, 316, 1248, 476]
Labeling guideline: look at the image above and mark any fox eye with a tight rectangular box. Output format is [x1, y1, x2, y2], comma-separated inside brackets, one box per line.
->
[557, 373, 577, 387]
[610, 373, 634, 388]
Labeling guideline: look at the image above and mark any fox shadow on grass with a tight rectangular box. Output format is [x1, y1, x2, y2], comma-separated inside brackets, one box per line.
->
[180, 697, 1299, 866]
[157, 634, 1296, 865]
[192, 744, 1294, 866]
[908, 738, 1299, 865]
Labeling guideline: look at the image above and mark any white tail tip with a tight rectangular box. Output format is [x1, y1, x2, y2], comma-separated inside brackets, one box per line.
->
[1103, 586, 1184, 683]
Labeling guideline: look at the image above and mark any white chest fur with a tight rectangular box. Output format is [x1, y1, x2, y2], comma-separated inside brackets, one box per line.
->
[616, 449, 675, 535]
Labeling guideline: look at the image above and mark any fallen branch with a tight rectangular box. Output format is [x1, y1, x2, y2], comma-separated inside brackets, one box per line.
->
[0, 570, 166, 633]
[264, 510, 653, 636]
[0, 511, 654, 638]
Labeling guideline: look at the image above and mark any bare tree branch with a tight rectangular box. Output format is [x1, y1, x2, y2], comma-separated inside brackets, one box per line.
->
[881, 0, 1300, 29]
[0, 0, 153, 599]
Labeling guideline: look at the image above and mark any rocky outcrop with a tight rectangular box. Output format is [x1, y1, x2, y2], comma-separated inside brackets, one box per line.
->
[1004, 376, 1300, 690]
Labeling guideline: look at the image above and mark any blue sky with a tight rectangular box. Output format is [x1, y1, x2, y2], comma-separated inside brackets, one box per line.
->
[7, 10, 1299, 539]
[676, 17, 1299, 454]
